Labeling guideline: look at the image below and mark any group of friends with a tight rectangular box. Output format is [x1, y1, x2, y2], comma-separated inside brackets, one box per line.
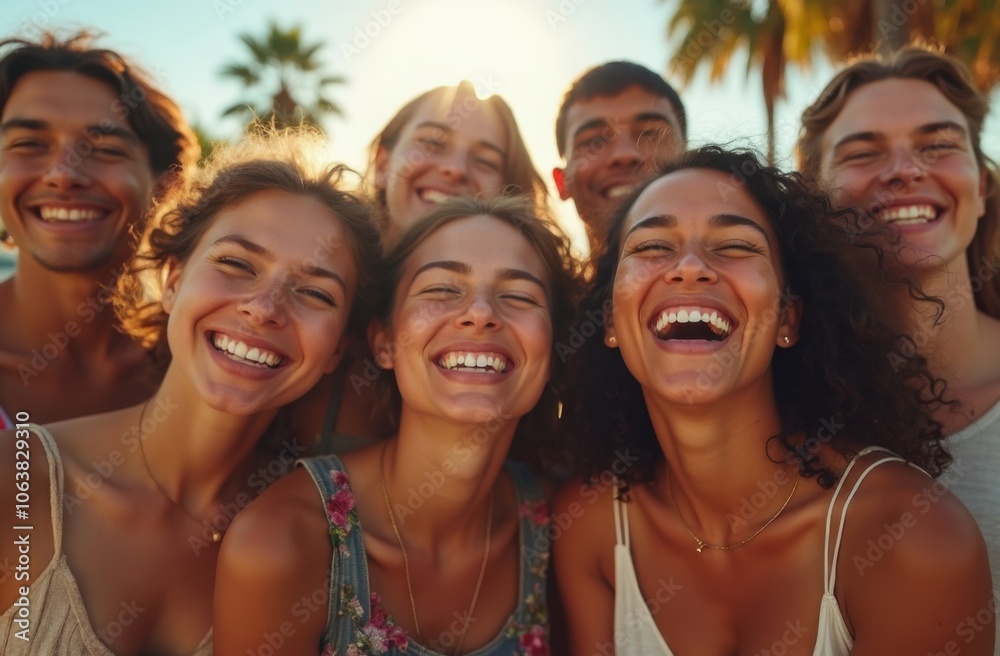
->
[0, 27, 997, 656]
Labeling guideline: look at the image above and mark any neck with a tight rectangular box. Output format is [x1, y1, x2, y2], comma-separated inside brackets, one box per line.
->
[896, 262, 991, 383]
[135, 366, 278, 518]
[645, 381, 795, 539]
[1, 259, 130, 350]
[380, 410, 517, 546]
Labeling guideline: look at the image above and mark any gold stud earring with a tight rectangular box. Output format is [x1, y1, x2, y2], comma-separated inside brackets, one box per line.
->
[783, 336, 790, 345]
[608, 336, 617, 345]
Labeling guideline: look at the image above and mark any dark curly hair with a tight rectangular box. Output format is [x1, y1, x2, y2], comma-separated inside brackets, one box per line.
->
[797, 45, 1000, 318]
[562, 146, 953, 488]
[114, 129, 382, 374]
[371, 195, 584, 466]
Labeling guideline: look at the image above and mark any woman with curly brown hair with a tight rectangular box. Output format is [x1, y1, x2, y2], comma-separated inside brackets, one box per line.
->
[798, 47, 1000, 651]
[0, 131, 381, 655]
[554, 147, 993, 655]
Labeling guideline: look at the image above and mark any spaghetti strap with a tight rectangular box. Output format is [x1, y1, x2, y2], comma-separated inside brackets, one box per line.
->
[613, 478, 628, 548]
[27, 423, 64, 554]
[823, 447, 904, 593]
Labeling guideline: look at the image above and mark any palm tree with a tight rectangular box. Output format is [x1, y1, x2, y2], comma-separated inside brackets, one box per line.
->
[666, 0, 802, 164]
[220, 22, 345, 131]
[665, 0, 1000, 163]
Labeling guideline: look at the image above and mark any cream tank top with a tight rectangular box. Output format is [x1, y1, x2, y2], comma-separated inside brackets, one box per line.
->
[613, 448, 913, 656]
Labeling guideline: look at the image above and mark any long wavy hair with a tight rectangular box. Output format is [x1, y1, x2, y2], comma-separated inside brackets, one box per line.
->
[563, 146, 953, 487]
[366, 81, 552, 232]
[114, 129, 382, 375]
[797, 45, 1000, 318]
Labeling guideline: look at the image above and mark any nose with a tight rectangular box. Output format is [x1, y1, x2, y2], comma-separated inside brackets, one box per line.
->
[607, 131, 642, 170]
[456, 291, 502, 331]
[41, 146, 93, 191]
[878, 147, 927, 186]
[665, 251, 717, 284]
[237, 282, 288, 327]
[434, 148, 470, 185]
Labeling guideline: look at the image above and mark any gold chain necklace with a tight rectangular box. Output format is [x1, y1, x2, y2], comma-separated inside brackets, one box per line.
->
[669, 473, 799, 553]
[379, 440, 493, 655]
[136, 399, 222, 543]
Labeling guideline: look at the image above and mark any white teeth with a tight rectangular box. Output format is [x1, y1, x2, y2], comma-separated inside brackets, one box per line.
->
[39, 206, 104, 222]
[422, 189, 457, 204]
[654, 308, 732, 337]
[880, 204, 936, 223]
[606, 185, 637, 200]
[437, 351, 509, 373]
[212, 332, 282, 368]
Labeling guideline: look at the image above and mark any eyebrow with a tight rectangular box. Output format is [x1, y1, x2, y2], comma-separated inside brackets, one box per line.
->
[411, 260, 547, 290]
[0, 117, 138, 144]
[413, 121, 506, 159]
[572, 112, 675, 142]
[832, 120, 968, 152]
[624, 213, 771, 244]
[213, 235, 347, 292]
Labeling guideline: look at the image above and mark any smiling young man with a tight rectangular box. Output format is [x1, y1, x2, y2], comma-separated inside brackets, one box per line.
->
[0, 32, 198, 426]
[553, 61, 688, 257]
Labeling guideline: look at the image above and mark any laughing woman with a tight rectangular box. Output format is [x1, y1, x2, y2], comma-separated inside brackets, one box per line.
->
[555, 147, 993, 655]
[0, 132, 381, 655]
[290, 80, 553, 454]
[215, 196, 581, 655]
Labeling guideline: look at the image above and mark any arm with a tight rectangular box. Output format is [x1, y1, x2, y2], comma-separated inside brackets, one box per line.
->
[842, 464, 995, 655]
[552, 477, 617, 656]
[214, 469, 332, 655]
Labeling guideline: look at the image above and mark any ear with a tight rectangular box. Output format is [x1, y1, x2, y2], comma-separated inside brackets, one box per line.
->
[374, 146, 391, 190]
[604, 314, 618, 349]
[552, 167, 571, 201]
[368, 319, 394, 370]
[776, 295, 803, 348]
[161, 257, 182, 314]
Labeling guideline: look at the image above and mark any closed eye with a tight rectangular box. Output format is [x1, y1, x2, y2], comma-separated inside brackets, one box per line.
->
[301, 288, 337, 307]
[216, 256, 253, 273]
[627, 241, 673, 255]
[718, 241, 764, 254]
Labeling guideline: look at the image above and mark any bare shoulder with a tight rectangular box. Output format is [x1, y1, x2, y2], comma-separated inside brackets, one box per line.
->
[836, 456, 994, 652]
[216, 468, 334, 653]
[222, 467, 328, 571]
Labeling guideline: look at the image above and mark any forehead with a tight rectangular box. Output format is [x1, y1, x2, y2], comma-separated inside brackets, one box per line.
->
[564, 85, 679, 134]
[3, 70, 129, 127]
[405, 215, 547, 280]
[625, 169, 769, 232]
[402, 93, 507, 144]
[822, 78, 971, 151]
[202, 189, 354, 266]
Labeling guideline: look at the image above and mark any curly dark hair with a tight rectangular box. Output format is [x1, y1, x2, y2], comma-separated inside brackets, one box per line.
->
[562, 146, 953, 488]
[114, 129, 382, 374]
[371, 195, 585, 465]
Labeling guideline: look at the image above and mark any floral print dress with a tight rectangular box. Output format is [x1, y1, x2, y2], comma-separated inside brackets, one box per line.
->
[298, 454, 552, 656]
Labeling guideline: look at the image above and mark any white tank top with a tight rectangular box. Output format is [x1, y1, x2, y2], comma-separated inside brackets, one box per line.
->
[613, 448, 913, 655]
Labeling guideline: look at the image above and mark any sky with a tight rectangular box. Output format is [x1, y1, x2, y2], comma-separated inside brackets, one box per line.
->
[1, 0, 998, 253]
